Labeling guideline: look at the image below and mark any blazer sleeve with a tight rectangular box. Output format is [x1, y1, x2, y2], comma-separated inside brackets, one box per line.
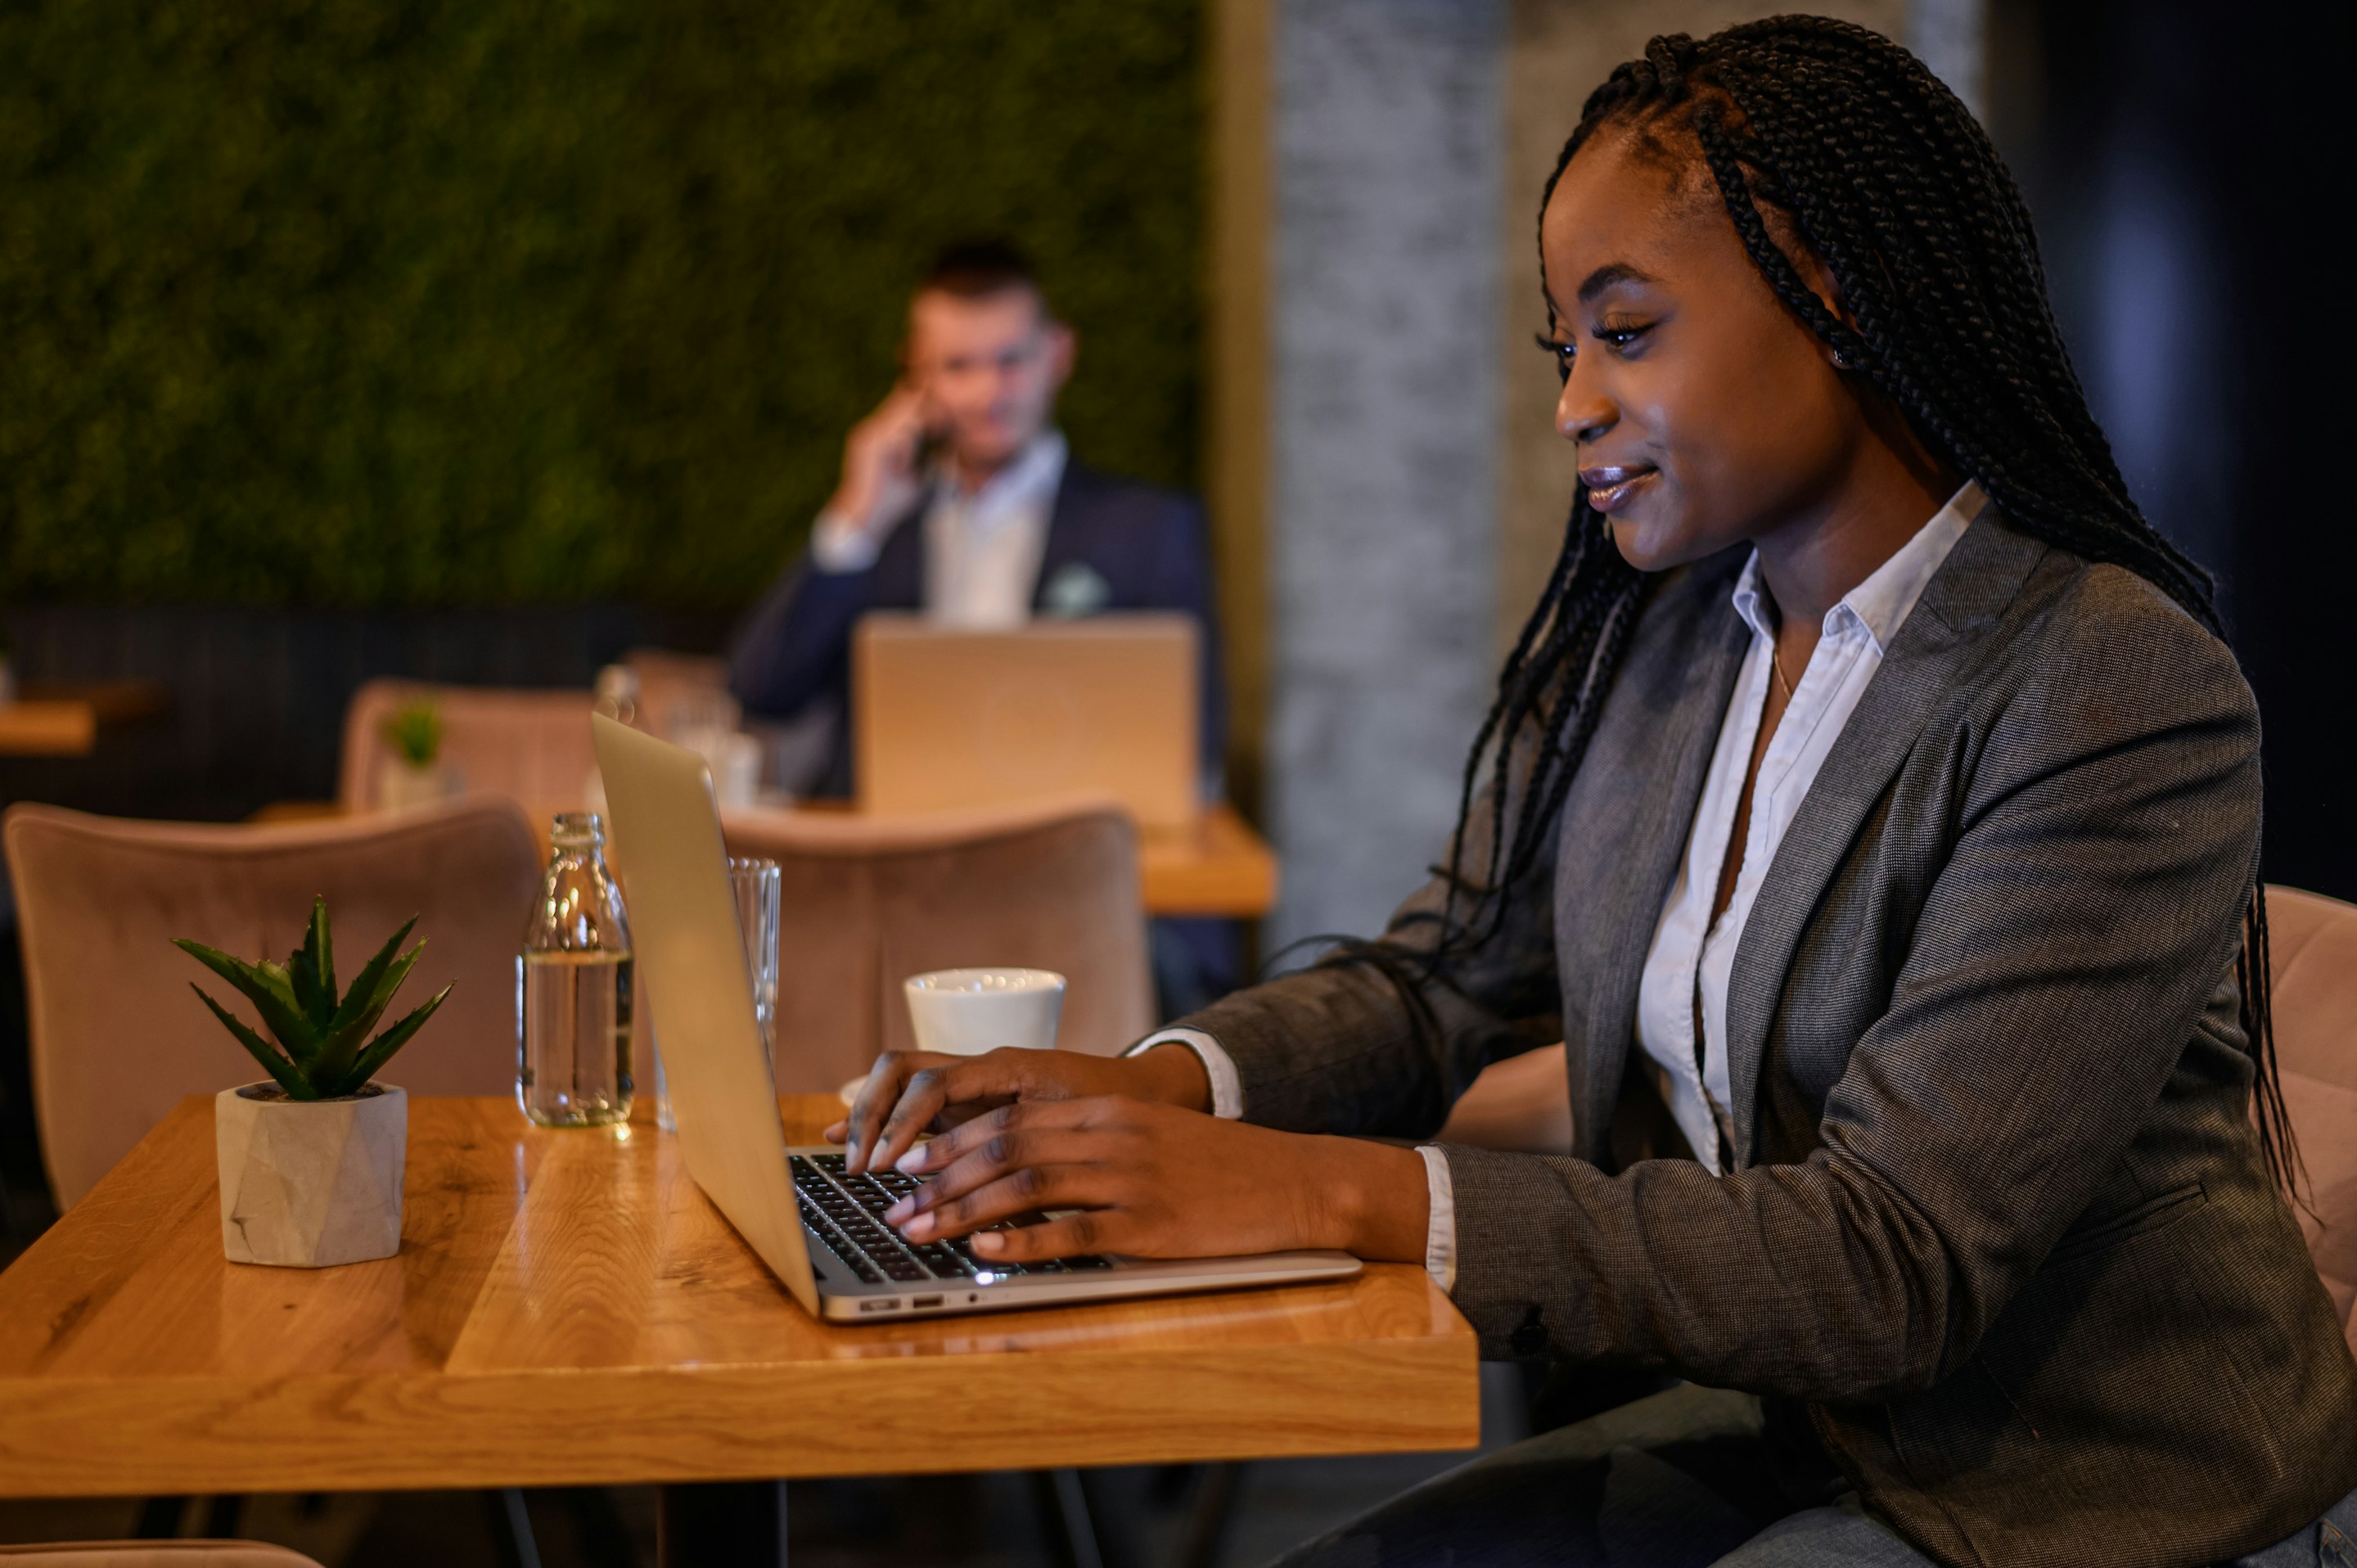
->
[728, 548, 885, 720]
[1166, 728, 1568, 1138]
[1437, 579, 2264, 1395]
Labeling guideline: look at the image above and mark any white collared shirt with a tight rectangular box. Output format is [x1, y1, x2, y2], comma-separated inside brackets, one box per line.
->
[1132, 482, 1985, 1292]
[810, 431, 1068, 629]
[1634, 480, 1985, 1172]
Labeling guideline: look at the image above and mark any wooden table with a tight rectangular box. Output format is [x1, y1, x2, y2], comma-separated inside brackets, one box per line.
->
[252, 800, 1282, 918]
[0, 1094, 1476, 1555]
[0, 680, 169, 757]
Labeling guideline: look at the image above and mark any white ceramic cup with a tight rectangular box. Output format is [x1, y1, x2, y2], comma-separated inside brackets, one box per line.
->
[903, 968, 1066, 1057]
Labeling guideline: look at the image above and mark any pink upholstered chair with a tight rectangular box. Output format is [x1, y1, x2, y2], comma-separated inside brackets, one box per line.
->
[1436, 1043, 1574, 1154]
[0, 1545, 324, 1566]
[2, 798, 542, 1207]
[2265, 883, 2357, 1350]
[337, 679, 596, 813]
[718, 795, 1154, 1094]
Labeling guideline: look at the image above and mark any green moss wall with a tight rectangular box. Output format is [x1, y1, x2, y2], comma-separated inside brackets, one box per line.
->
[0, 0, 1201, 607]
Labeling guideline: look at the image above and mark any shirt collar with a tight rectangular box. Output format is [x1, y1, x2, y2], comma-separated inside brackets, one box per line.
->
[935, 429, 1067, 516]
[1730, 480, 1987, 654]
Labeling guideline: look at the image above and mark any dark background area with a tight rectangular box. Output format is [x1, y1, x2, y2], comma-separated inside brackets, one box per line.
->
[0, 0, 1202, 609]
[1989, 0, 2357, 902]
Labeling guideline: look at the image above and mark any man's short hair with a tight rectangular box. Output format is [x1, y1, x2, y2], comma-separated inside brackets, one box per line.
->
[918, 239, 1043, 304]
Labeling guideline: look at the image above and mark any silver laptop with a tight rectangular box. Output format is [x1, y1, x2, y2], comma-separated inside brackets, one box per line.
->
[591, 714, 1360, 1322]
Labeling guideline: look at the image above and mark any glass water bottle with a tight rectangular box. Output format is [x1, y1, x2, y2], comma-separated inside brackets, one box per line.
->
[518, 812, 634, 1126]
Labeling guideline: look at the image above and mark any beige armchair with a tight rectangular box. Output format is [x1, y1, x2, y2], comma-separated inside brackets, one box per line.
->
[3, 798, 542, 1207]
[337, 678, 596, 813]
[2264, 883, 2357, 1349]
[0, 1545, 323, 1566]
[719, 795, 1154, 1093]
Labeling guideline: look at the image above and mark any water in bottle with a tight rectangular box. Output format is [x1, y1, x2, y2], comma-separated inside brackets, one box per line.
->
[518, 812, 634, 1126]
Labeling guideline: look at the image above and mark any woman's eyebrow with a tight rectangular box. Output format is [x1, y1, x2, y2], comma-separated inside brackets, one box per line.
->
[1576, 262, 1660, 304]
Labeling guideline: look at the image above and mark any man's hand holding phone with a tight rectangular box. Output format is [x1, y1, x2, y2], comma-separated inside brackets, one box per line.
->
[825, 383, 944, 543]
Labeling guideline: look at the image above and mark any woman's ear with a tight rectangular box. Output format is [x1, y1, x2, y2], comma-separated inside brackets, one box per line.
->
[1787, 244, 1859, 371]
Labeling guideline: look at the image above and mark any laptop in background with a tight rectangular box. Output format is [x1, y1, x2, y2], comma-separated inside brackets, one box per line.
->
[853, 613, 1199, 830]
[590, 714, 1359, 1321]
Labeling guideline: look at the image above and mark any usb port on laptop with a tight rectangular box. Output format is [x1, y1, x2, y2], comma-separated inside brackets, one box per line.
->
[913, 1295, 944, 1309]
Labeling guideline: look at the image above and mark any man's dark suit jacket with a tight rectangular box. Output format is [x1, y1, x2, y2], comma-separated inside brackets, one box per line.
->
[1172, 513, 2357, 1567]
[728, 461, 1224, 800]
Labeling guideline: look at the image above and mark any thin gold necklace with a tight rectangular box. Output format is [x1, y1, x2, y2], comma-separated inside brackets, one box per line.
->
[1769, 645, 1796, 704]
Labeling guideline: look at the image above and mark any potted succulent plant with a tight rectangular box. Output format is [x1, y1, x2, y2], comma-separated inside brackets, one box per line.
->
[377, 696, 458, 809]
[177, 897, 450, 1268]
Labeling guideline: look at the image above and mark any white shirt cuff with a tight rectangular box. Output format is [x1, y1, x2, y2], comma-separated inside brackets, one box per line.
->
[1124, 1027, 1242, 1120]
[1416, 1146, 1457, 1294]
[809, 509, 885, 574]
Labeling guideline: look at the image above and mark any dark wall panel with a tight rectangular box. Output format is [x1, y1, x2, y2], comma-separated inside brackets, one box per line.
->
[1995, 0, 2357, 900]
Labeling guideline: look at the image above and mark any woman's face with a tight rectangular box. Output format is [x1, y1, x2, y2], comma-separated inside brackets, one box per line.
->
[1539, 122, 1863, 571]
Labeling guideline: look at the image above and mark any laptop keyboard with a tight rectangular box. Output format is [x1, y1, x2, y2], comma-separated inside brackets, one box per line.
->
[790, 1151, 1114, 1286]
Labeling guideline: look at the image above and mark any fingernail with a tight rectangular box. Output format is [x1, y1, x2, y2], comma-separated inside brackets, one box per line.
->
[903, 1213, 935, 1241]
[971, 1231, 1004, 1254]
[895, 1146, 929, 1174]
[885, 1197, 913, 1223]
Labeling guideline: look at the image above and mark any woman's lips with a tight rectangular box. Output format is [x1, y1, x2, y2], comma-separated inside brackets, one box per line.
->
[1580, 464, 1658, 515]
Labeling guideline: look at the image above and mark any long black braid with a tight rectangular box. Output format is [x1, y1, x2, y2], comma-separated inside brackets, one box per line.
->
[1315, 16, 2301, 1197]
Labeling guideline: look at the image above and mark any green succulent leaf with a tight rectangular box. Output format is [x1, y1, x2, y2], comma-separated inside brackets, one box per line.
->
[307, 896, 337, 1016]
[331, 984, 452, 1096]
[310, 944, 426, 1085]
[289, 945, 325, 1028]
[287, 897, 340, 1030]
[326, 918, 420, 1038]
[174, 939, 322, 1065]
[178, 903, 444, 1097]
[190, 985, 313, 1099]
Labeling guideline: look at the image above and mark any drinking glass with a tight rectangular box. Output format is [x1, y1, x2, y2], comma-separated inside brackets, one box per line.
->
[649, 855, 782, 1133]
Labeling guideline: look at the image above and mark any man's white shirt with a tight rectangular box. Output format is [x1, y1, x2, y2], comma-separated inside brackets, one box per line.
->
[809, 431, 1068, 629]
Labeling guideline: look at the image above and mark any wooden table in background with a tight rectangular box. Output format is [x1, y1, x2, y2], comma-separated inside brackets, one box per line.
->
[0, 1094, 1476, 1558]
[251, 800, 1282, 919]
[0, 680, 169, 757]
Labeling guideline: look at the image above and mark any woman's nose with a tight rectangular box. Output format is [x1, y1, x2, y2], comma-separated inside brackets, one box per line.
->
[1555, 375, 1611, 453]
[1557, 381, 1616, 445]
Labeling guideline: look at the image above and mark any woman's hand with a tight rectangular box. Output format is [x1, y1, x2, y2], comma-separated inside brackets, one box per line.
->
[824, 1043, 1213, 1174]
[877, 1096, 1433, 1268]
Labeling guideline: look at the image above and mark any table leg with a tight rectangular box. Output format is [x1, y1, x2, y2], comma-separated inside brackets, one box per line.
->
[656, 1480, 787, 1568]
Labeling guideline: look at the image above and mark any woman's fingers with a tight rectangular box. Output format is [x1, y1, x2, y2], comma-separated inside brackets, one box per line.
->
[838, 1052, 924, 1171]
[892, 1096, 1104, 1178]
[897, 1161, 1106, 1243]
[862, 1051, 1106, 1174]
[886, 1111, 1101, 1220]
[966, 1210, 1120, 1265]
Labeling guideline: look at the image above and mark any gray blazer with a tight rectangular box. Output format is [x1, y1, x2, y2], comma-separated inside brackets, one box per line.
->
[1181, 514, 2357, 1567]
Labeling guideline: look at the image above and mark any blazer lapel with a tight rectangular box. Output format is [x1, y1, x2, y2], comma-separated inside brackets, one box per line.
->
[1029, 464, 1097, 611]
[1720, 514, 2048, 1164]
[1560, 558, 1751, 1165]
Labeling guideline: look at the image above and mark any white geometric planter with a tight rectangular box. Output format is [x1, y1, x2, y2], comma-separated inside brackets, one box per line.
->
[214, 1082, 407, 1267]
[376, 758, 460, 811]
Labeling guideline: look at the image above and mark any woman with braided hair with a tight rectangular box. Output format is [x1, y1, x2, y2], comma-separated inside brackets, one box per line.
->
[833, 17, 2357, 1564]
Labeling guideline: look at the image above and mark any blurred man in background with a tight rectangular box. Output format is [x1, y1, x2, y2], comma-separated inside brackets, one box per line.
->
[730, 240, 1234, 1011]
[729, 239, 1224, 800]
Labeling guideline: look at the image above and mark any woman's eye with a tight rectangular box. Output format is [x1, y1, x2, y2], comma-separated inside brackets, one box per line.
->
[1532, 331, 1575, 384]
[1596, 322, 1652, 349]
